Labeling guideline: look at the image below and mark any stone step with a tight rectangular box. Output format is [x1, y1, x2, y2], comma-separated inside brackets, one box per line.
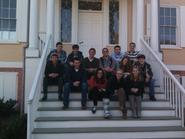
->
[37, 107, 175, 117]
[35, 116, 181, 128]
[42, 91, 165, 100]
[32, 126, 185, 139]
[39, 99, 170, 108]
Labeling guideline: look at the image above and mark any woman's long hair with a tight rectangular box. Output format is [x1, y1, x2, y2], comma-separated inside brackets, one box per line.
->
[94, 68, 106, 84]
[130, 66, 141, 81]
[119, 56, 131, 73]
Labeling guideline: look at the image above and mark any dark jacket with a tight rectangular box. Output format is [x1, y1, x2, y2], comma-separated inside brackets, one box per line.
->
[106, 75, 126, 94]
[44, 61, 64, 78]
[47, 49, 67, 64]
[136, 62, 153, 81]
[64, 67, 87, 83]
[67, 51, 84, 64]
[83, 57, 100, 78]
[127, 75, 144, 96]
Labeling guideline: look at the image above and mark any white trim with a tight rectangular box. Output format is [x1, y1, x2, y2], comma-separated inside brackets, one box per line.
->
[0, 62, 23, 68]
[167, 65, 185, 71]
[103, 0, 109, 47]
[119, 0, 127, 52]
[72, 0, 79, 44]
[54, 0, 60, 44]
[132, 0, 137, 44]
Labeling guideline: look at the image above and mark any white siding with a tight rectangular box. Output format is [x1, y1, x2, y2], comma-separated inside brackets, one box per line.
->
[180, 6, 185, 47]
[0, 72, 17, 101]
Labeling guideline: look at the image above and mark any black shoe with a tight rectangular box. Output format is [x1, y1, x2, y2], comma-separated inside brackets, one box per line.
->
[41, 95, 47, 101]
[62, 105, 68, 110]
[150, 96, 157, 101]
[58, 95, 63, 101]
[91, 106, 96, 114]
[122, 112, 127, 120]
[81, 105, 87, 110]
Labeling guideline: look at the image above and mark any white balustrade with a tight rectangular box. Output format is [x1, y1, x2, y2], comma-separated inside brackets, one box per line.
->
[27, 35, 52, 139]
[141, 38, 185, 127]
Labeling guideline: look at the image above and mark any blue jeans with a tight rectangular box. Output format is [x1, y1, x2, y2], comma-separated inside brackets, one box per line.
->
[148, 79, 155, 97]
[63, 82, 88, 107]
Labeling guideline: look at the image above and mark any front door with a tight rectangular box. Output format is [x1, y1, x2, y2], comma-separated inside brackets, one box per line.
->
[78, 12, 103, 57]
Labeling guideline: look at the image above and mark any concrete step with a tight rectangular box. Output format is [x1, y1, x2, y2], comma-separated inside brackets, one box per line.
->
[39, 99, 170, 108]
[47, 86, 162, 93]
[35, 116, 181, 128]
[37, 107, 175, 117]
[32, 126, 185, 139]
[42, 91, 165, 100]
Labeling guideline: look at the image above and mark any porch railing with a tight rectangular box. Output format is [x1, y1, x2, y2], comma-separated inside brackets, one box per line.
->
[27, 35, 52, 139]
[141, 38, 185, 127]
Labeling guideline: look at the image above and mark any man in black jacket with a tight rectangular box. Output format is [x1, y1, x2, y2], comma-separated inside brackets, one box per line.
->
[83, 48, 99, 79]
[136, 54, 156, 101]
[42, 53, 64, 101]
[63, 58, 88, 109]
[66, 44, 84, 67]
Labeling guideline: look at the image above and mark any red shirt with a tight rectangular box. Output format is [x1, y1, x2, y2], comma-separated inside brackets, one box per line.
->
[88, 76, 107, 89]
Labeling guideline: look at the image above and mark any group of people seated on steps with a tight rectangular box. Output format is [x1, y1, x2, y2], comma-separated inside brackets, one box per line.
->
[42, 42, 156, 119]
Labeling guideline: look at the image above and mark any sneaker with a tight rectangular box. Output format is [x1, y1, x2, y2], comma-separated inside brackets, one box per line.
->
[104, 111, 112, 119]
[91, 106, 96, 114]
[150, 96, 157, 101]
[58, 95, 63, 101]
[81, 105, 87, 110]
[62, 105, 68, 110]
[122, 111, 127, 120]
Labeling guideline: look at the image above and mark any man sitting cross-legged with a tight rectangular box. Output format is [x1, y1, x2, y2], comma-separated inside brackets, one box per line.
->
[63, 58, 88, 110]
[42, 53, 64, 101]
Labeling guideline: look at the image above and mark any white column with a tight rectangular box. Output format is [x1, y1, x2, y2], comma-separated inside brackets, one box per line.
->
[46, 0, 55, 46]
[119, 0, 127, 52]
[29, 0, 38, 49]
[72, 0, 78, 44]
[136, 0, 144, 50]
[151, 0, 159, 52]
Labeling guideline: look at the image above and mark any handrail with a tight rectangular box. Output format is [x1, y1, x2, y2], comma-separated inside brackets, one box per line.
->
[141, 38, 185, 127]
[27, 35, 51, 139]
[141, 39, 185, 95]
[28, 35, 51, 103]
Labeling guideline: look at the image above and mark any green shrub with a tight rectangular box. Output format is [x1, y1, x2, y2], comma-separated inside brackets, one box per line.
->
[0, 114, 27, 139]
[0, 98, 27, 139]
[0, 98, 17, 117]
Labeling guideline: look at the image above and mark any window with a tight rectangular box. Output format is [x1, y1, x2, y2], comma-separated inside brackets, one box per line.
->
[79, 0, 102, 11]
[160, 7, 177, 46]
[0, 0, 17, 41]
[61, 0, 72, 43]
[109, 0, 119, 44]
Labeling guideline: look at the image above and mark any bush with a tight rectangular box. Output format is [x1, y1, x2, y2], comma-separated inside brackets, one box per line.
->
[0, 98, 17, 117]
[0, 114, 27, 139]
[0, 98, 27, 139]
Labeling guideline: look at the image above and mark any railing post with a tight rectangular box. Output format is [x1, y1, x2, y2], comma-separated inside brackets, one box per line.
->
[27, 103, 32, 139]
[182, 94, 184, 127]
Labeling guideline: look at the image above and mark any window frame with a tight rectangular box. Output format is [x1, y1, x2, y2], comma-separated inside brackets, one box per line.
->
[0, 0, 17, 42]
[160, 5, 180, 48]
[109, 0, 119, 45]
[60, 0, 72, 43]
